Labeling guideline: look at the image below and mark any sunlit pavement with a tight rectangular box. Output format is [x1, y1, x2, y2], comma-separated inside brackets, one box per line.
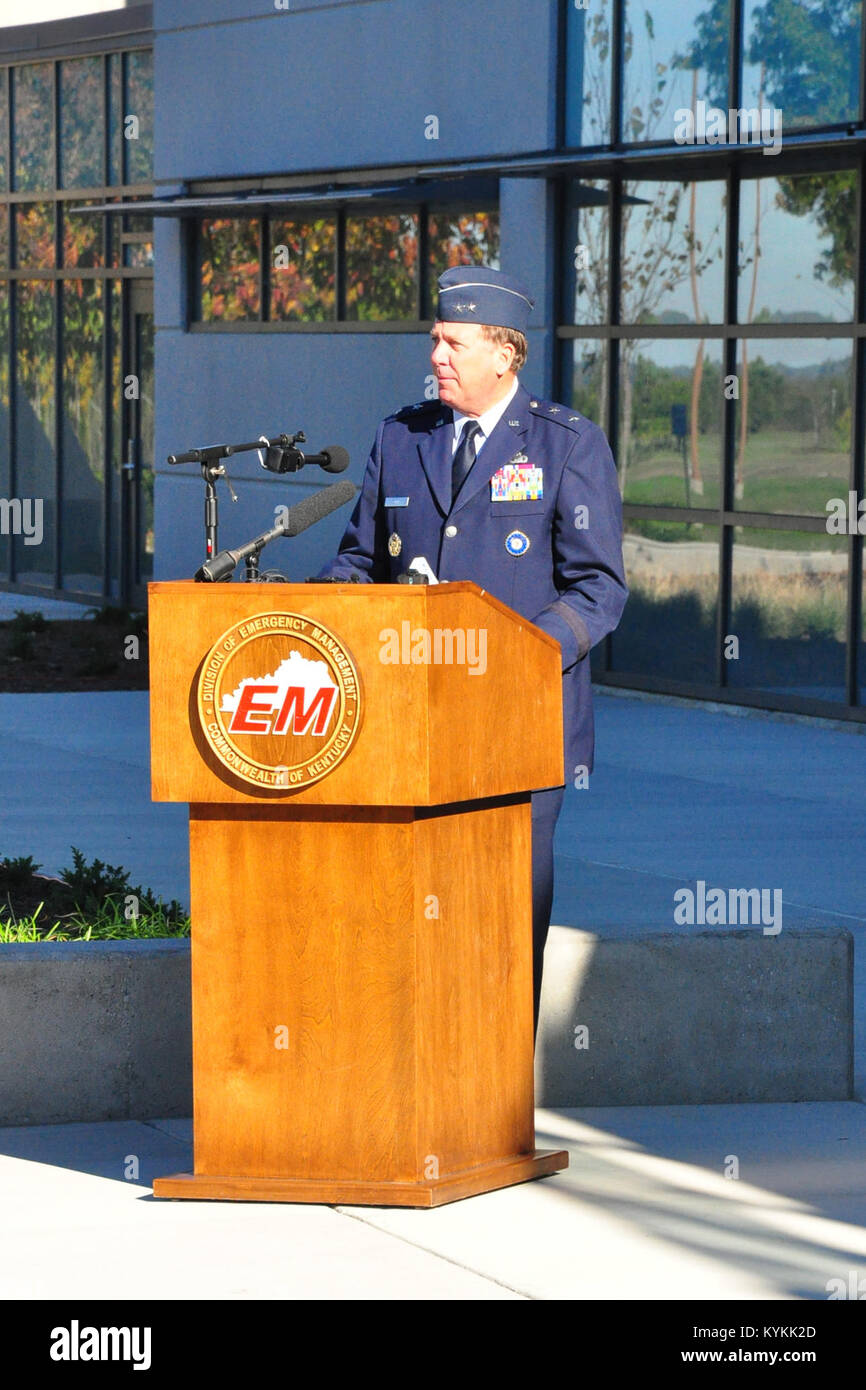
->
[0, 1104, 863, 1299]
[1, 666, 865, 1299]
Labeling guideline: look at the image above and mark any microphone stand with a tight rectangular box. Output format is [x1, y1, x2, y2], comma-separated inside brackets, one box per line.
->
[195, 515, 289, 584]
[166, 434, 292, 562]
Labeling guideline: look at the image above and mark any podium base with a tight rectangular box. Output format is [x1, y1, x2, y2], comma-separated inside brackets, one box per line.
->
[152, 1148, 569, 1208]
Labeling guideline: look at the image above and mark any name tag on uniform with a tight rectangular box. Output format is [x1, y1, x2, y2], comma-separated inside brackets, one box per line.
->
[490, 464, 544, 502]
[385, 496, 410, 507]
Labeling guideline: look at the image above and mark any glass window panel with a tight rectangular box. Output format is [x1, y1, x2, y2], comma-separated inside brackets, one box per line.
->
[63, 201, 104, 268]
[562, 181, 609, 326]
[345, 214, 418, 321]
[737, 171, 855, 324]
[16, 202, 55, 269]
[728, 527, 848, 701]
[60, 56, 103, 189]
[624, 0, 731, 143]
[63, 280, 104, 593]
[109, 280, 122, 597]
[425, 211, 500, 316]
[622, 180, 726, 324]
[612, 519, 721, 684]
[561, 340, 610, 432]
[124, 212, 153, 233]
[198, 218, 261, 321]
[136, 310, 154, 584]
[123, 49, 153, 185]
[619, 338, 723, 508]
[742, 0, 861, 130]
[564, 0, 613, 146]
[108, 53, 121, 187]
[0, 282, 8, 573]
[0, 206, 7, 269]
[15, 281, 56, 585]
[13, 63, 53, 193]
[0, 69, 8, 192]
[105, 198, 120, 266]
[124, 240, 153, 268]
[269, 217, 336, 321]
[732, 339, 851, 515]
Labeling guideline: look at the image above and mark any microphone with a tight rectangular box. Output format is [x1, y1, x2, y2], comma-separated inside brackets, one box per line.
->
[261, 444, 349, 475]
[280, 480, 357, 537]
[194, 480, 356, 582]
[319, 446, 350, 474]
[398, 556, 439, 585]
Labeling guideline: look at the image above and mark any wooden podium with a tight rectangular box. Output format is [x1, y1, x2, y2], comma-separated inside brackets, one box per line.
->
[148, 579, 568, 1207]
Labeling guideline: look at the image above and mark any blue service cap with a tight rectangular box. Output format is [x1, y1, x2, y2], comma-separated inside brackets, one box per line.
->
[436, 266, 534, 334]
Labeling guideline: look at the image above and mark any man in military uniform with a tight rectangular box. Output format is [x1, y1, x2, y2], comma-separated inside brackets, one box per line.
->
[318, 266, 627, 1034]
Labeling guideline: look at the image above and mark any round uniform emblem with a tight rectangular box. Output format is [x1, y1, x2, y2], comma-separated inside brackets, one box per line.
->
[197, 612, 361, 790]
[505, 529, 530, 556]
[388, 531, 402, 557]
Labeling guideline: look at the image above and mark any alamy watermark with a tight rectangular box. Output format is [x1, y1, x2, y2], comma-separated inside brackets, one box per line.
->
[378, 623, 487, 675]
[673, 101, 783, 157]
[826, 492, 866, 534]
[50, 1321, 151, 1370]
[0, 497, 42, 546]
[674, 879, 782, 935]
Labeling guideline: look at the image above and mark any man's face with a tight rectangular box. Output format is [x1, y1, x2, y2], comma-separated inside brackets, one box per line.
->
[430, 321, 512, 417]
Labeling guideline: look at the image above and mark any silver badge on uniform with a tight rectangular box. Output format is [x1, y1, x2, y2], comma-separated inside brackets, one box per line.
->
[505, 530, 530, 556]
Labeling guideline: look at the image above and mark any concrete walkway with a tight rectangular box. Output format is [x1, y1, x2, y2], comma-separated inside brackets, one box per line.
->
[1, 663, 865, 1299]
[0, 590, 92, 620]
[0, 1104, 864, 1299]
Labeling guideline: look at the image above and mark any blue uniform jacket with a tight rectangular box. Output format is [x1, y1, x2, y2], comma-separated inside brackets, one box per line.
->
[318, 380, 628, 776]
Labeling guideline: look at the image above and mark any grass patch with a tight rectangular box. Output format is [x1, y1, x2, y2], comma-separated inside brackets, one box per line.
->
[0, 847, 189, 942]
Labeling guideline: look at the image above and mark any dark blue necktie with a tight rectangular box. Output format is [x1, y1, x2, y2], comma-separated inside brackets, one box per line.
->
[451, 420, 482, 502]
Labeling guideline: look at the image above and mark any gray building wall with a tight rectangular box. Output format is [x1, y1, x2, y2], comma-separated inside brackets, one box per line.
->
[152, 0, 561, 582]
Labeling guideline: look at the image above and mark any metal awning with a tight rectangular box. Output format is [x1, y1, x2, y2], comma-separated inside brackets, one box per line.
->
[71, 174, 622, 219]
[71, 124, 861, 217]
[72, 184, 419, 217]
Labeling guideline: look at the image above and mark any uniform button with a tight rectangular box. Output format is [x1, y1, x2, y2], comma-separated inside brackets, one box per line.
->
[444, 524, 458, 537]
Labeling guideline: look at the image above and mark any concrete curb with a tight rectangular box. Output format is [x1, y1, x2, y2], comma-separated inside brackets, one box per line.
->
[0, 926, 854, 1124]
[0, 940, 191, 1126]
[535, 926, 854, 1106]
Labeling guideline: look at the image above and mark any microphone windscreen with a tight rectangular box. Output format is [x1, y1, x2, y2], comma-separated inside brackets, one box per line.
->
[281, 480, 357, 538]
[320, 446, 350, 474]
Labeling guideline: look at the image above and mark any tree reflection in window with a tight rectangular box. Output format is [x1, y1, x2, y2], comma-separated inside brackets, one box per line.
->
[199, 218, 261, 321]
[16, 203, 55, 269]
[63, 202, 104, 269]
[60, 57, 104, 189]
[14, 64, 53, 193]
[345, 214, 418, 321]
[124, 49, 153, 185]
[270, 218, 336, 320]
[425, 212, 499, 316]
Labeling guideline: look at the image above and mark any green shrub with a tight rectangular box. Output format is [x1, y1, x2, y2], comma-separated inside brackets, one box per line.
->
[0, 847, 189, 941]
[12, 609, 48, 633]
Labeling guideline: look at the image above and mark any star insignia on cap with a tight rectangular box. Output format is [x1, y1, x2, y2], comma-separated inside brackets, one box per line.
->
[569, 414, 581, 421]
[548, 406, 561, 414]
[453, 301, 477, 313]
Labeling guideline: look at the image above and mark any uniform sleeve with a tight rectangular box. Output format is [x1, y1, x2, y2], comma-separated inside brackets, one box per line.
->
[316, 420, 389, 582]
[531, 422, 628, 671]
